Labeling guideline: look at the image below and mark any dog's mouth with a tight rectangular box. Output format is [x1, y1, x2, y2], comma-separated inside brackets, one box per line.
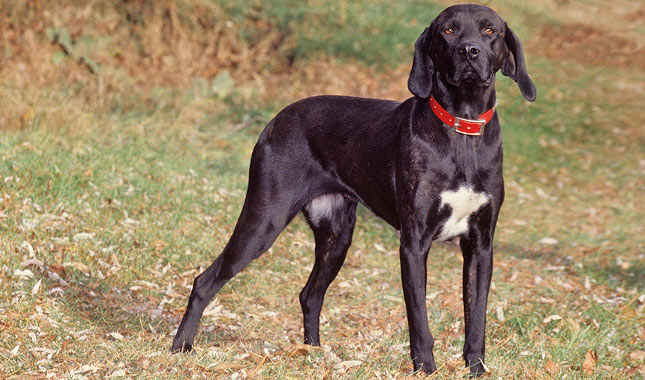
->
[462, 71, 477, 84]
[446, 64, 492, 87]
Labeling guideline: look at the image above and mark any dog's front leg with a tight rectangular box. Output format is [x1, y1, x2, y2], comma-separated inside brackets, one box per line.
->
[460, 228, 494, 377]
[400, 233, 436, 374]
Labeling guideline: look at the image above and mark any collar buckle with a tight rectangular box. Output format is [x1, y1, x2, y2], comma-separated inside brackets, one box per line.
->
[453, 117, 486, 136]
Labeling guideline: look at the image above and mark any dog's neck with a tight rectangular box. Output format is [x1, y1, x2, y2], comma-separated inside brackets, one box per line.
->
[431, 74, 497, 121]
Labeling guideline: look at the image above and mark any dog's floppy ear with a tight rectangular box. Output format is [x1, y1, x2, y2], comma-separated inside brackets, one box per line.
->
[501, 23, 536, 101]
[408, 27, 434, 99]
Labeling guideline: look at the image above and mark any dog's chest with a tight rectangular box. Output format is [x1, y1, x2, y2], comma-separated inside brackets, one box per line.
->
[435, 186, 490, 241]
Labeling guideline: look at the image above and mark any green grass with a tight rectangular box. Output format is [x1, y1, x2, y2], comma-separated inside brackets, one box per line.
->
[219, 0, 444, 66]
[1, 1, 643, 379]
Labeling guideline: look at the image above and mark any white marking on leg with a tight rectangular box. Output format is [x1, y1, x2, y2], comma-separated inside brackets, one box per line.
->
[436, 187, 490, 241]
[305, 193, 345, 226]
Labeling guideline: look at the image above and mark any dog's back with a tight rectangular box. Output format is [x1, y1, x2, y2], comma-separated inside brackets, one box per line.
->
[255, 95, 408, 226]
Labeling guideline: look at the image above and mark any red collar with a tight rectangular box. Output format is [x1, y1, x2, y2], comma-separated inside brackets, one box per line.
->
[429, 96, 496, 136]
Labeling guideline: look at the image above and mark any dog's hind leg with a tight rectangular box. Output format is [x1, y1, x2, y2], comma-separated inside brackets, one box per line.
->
[300, 194, 357, 346]
[172, 143, 307, 353]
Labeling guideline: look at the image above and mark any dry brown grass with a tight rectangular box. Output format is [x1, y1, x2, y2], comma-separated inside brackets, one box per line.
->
[1, 1, 643, 379]
[1, 0, 296, 131]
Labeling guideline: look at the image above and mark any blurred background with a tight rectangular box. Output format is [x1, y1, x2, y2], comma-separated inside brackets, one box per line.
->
[0, 1, 643, 379]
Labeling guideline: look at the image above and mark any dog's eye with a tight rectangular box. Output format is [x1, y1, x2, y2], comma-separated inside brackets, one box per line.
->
[484, 28, 494, 35]
[444, 28, 454, 35]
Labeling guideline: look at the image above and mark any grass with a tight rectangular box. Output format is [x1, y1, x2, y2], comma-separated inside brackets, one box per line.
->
[1, 0, 643, 379]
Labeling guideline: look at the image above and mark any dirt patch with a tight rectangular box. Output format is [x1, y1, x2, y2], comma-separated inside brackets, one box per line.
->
[533, 22, 645, 69]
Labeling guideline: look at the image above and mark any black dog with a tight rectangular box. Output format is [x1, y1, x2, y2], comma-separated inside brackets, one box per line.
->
[172, 4, 535, 376]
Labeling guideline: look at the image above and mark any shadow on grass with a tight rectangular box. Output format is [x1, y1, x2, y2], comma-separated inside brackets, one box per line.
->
[53, 277, 262, 353]
[585, 261, 643, 290]
[495, 241, 643, 289]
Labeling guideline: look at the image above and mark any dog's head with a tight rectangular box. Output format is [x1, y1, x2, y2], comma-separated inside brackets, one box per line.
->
[408, 4, 536, 101]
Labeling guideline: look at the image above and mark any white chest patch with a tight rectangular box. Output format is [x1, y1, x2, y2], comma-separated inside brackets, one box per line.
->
[436, 186, 490, 241]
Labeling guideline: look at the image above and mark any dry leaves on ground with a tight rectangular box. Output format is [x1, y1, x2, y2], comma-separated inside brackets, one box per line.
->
[582, 350, 598, 375]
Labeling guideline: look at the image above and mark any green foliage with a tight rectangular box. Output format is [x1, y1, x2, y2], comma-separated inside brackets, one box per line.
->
[0, 1, 642, 379]
[210, 71, 235, 99]
[220, 0, 443, 66]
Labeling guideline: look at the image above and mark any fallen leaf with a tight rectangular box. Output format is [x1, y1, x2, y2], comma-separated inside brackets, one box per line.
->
[543, 315, 562, 324]
[31, 278, 42, 295]
[109, 369, 127, 378]
[133, 356, 151, 369]
[625, 365, 644, 376]
[73, 232, 95, 242]
[333, 360, 362, 370]
[66, 262, 89, 276]
[13, 269, 34, 279]
[50, 264, 66, 277]
[20, 241, 35, 256]
[582, 350, 598, 375]
[72, 365, 99, 374]
[538, 237, 558, 245]
[444, 362, 456, 374]
[629, 351, 645, 362]
[30, 347, 56, 355]
[108, 332, 125, 341]
[545, 360, 558, 375]
[290, 344, 313, 357]
[21, 258, 44, 268]
[133, 280, 158, 289]
[273, 343, 317, 358]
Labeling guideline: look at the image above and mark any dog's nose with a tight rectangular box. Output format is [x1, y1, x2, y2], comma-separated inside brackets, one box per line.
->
[459, 42, 480, 60]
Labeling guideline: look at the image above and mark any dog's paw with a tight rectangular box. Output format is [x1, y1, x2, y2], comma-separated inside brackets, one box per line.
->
[465, 359, 488, 378]
[414, 361, 437, 375]
[465, 369, 485, 378]
[171, 341, 193, 354]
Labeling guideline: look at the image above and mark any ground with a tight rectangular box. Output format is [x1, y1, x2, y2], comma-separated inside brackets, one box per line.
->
[0, 1, 643, 379]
